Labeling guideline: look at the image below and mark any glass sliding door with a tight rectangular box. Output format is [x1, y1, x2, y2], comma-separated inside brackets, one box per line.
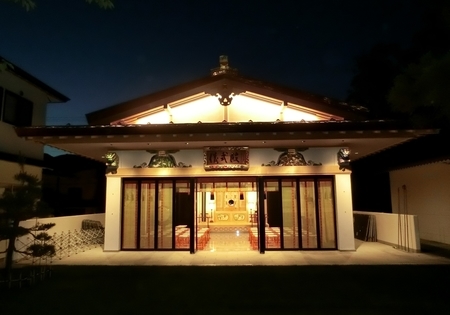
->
[140, 181, 156, 249]
[264, 180, 281, 249]
[121, 176, 336, 251]
[299, 180, 318, 249]
[263, 176, 336, 250]
[122, 178, 192, 251]
[281, 179, 299, 249]
[174, 180, 192, 249]
[317, 179, 336, 248]
[122, 181, 138, 249]
[158, 180, 173, 249]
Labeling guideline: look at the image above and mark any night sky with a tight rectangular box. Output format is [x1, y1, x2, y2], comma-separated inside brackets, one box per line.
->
[0, 0, 423, 125]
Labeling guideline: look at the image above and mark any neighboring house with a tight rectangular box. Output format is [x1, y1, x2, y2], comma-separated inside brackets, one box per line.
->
[0, 55, 69, 262]
[15, 56, 437, 253]
[0, 55, 69, 192]
[42, 153, 106, 217]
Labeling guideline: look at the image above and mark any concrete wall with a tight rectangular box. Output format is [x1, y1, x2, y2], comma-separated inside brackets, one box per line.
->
[104, 177, 121, 251]
[390, 162, 450, 245]
[335, 174, 355, 250]
[354, 211, 420, 251]
[19, 213, 105, 234]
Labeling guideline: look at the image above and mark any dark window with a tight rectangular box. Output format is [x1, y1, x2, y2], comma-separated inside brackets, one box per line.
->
[2, 90, 33, 126]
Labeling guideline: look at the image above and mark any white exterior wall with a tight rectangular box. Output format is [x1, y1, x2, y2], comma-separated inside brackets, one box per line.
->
[0, 160, 42, 189]
[0, 122, 45, 160]
[390, 162, 450, 245]
[118, 147, 340, 169]
[19, 213, 105, 234]
[104, 176, 122, 251]
[0, 70, 50, 154]
[335, 173, 355, 250]
[0, 69, 54, 188]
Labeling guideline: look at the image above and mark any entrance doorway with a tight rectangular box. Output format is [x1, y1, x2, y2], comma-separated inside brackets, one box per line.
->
[120, 176, 337, 252]
[195, 177, 258, 251]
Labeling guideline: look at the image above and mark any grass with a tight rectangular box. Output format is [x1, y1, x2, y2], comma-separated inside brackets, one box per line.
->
[1, 265, 450, 314]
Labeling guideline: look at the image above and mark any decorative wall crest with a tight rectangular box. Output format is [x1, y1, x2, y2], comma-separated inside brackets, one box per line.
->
[103, 151, 119, 174]
[337, 148, 351, 171]
[262, 148, 322, 166]
[133, 150, 191, 168]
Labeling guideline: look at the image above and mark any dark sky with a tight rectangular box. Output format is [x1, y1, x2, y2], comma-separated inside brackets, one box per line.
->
[0, 0, 423, 125]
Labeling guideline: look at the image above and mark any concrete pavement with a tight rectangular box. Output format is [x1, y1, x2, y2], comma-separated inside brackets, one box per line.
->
[28, 240, 450, 266]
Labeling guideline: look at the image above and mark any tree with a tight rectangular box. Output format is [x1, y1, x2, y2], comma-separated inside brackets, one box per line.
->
[388, 51, 450, 128]
[0, 168, 55, 278]
[347, 0, 450, 125]
[346, 43, 403, 120]
[4, 0, 114, 11]
[388, 0, 450, 128]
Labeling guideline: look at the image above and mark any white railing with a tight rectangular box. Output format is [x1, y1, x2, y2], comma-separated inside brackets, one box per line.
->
[354, 211, 420, 252]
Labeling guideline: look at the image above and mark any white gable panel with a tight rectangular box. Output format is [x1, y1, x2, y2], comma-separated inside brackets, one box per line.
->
[136, 110, 170, 124]
[283, 107, 320, 121]
[133, 93, 326, 124]
[135, 96, 225, 124]
[170, 96, 224, 123]
[228, 95, 280, 122]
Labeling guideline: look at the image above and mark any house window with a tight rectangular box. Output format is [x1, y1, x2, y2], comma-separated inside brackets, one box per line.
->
[1, 89, 33, 126]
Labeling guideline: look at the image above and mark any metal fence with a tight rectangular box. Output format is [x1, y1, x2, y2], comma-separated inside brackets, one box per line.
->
[15, 227, 104, 265]
[1, 221, 104, 289]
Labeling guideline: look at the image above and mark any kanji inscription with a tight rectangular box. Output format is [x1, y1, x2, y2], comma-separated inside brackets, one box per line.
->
[204, 147, 249, 170]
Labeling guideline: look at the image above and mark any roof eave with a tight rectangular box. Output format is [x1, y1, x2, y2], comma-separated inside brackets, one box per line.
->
[1, 55, 70, 103]
[15, 120, 439, 138]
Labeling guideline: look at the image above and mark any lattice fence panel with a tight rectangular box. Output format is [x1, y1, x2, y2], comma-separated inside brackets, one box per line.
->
[16, 228, 104, 264]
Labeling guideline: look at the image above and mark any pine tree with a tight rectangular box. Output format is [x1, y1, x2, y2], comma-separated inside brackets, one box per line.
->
[0, 168, 55, 278]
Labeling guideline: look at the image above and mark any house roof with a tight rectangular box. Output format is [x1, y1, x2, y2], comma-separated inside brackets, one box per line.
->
[0, 55, 70, 102]
[86, 72, 368, 125]
[14, 56, 438, 164]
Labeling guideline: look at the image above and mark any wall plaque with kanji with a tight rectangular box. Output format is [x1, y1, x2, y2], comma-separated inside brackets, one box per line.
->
[203, 147, 249, 170]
